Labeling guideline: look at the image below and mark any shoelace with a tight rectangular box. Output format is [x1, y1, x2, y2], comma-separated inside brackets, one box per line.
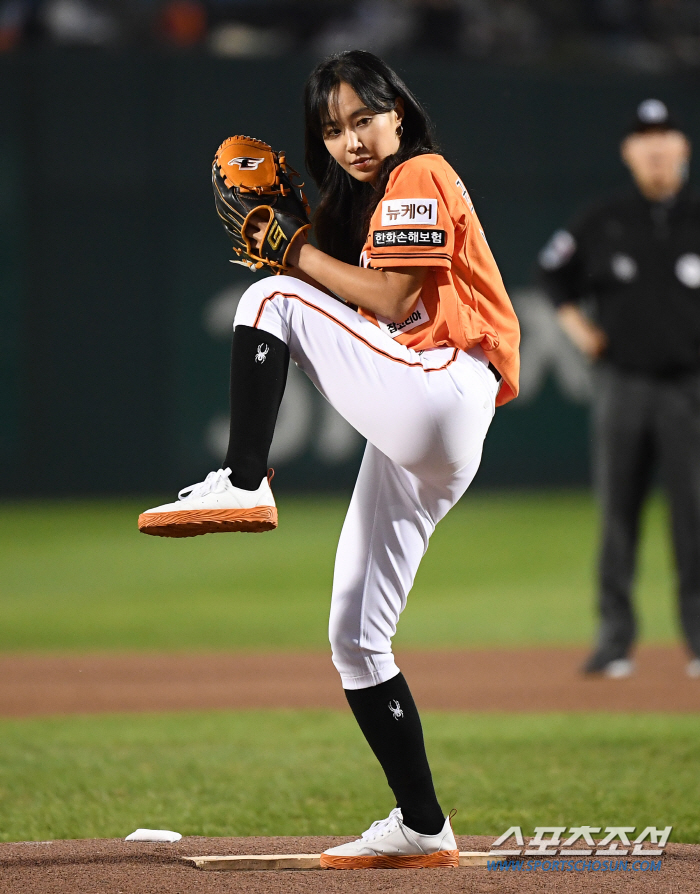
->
[178, 467, 232, 501]
[360, 808, 403, 841]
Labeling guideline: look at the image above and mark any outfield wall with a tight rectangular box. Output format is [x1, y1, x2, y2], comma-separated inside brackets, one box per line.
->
[2, 52, 699, 495]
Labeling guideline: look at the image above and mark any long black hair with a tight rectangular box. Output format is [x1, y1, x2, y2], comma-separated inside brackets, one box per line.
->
[304, 50, 438, 265]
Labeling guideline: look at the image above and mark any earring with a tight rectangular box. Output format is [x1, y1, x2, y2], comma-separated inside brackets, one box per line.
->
[396, 124, 403, 138]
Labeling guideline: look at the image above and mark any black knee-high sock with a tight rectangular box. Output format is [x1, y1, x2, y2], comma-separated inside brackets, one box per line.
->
[344, 673, 445, 835]
[223, 325, 289, 491]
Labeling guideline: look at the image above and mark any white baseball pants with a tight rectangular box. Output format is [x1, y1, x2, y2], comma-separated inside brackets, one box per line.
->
[234, 276, 498, 689]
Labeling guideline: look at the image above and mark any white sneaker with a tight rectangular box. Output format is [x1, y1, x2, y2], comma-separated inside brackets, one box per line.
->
[320, 808, 459, 870]
[138, 468, 277, 537]
[604, 658, 635, 679]
[687, 658, 700, 679]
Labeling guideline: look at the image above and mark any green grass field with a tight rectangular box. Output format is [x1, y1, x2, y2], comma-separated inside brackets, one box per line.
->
[0, 490, 680, 651]
[0, 492, 694, 845]
[1, 710, 698, 843]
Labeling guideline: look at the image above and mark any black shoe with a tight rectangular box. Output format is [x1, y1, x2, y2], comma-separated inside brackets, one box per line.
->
[581, 650, 633, 677]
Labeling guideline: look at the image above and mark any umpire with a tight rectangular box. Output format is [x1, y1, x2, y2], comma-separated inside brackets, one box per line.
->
[539, 99, 700, 678]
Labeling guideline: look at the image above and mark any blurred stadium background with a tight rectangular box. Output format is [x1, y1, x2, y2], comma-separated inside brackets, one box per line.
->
[2, 0, 700, 496]
[2, 0, 700, 849]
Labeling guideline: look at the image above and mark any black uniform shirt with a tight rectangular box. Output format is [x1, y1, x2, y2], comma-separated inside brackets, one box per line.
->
[538, 186, 700, 376]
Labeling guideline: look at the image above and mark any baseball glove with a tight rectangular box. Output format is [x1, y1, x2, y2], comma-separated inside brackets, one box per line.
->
[212, 135, 311, 273]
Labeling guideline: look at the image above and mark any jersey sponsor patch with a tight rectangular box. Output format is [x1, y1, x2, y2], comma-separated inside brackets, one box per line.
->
[381, 199, 437, 226]
[376, 298, 430, 339]
[373, 228, 446, 248]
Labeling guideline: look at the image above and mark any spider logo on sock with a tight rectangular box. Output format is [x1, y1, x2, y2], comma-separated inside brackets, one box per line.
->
[255, 344, 270, 364]
[388, 700, 403, 720]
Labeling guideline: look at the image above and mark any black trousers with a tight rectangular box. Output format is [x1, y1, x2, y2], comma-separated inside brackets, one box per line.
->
[592, 365, 700, 659]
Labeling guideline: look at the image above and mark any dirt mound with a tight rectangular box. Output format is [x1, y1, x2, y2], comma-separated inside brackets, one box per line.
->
[0, 835, 696, 893]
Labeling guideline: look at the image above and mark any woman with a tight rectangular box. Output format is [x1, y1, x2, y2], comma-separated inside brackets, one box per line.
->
[139, 50, 519, 869]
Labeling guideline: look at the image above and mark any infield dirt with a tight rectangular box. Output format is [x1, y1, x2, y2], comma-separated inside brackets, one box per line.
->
[0, 644, 698, 716]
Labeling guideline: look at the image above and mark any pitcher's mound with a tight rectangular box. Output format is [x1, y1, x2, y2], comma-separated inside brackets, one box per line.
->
[0, 835, 697, 893]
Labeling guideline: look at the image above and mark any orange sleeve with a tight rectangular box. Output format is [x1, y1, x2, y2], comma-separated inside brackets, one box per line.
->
[367, 157, 456, 269]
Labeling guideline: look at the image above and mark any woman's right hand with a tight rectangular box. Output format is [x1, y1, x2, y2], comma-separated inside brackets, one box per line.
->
[244, 209, 269, 253]
[244, 211, 308, 270]
[285, 229, 308, 268]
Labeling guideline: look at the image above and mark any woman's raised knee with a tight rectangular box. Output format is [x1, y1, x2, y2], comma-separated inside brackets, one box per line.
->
[233, 275, 301, 331]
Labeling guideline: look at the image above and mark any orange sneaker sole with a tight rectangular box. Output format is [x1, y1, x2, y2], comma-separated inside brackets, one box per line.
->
[319, 849, 459, 870]
[138, 507, 278, 537]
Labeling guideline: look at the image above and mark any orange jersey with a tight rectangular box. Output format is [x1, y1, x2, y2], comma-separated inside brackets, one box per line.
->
[359, 154, 520, 406]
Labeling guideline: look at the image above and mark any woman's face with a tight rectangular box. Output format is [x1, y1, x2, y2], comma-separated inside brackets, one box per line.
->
[322, 81, 403, 184]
